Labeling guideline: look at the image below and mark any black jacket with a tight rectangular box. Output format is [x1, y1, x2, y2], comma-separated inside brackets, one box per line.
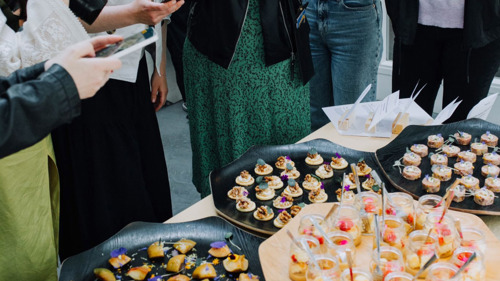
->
[0, 62, 80, 159]
[386, 0, 500, 48]
[187, 0, 314, 84]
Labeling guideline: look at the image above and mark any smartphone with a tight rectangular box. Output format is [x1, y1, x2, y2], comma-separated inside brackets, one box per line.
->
[95, 27, 158, 59]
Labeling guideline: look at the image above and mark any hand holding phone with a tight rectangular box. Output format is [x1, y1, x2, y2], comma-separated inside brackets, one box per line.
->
[95, 27, 158, 59]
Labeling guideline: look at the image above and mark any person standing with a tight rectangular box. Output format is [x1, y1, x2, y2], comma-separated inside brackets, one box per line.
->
[306, 0, 383, 131]
[386, 0, 500, 122]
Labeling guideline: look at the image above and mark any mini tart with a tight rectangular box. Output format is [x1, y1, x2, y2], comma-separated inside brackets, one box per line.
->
[403, 152, 422, 166]
[273, 194, 294, 209]
[236, 197, 256, 212]
[315, 164, 334, 179]
[308, 187, 328, 203]
[460, 175, 480, 190]
[403, 165, 421, 180]
[430, 153, 448, 166]
[345, 173, 357, 188]
[428, 134, 444, 148]
[454, 161, 474, 176]
[458, 151, 477, 163]
[453, 185, 466, 202]
[411, 144, 429, 157]
[275, 156, 294, 170]
[422, 175, 441, 193]
[305, 151, 324, 165]
[442, 145, 460, 157]
[273, 210, 292, 228]
[283, 183, 304, 198]
[471, 142, 488, 155]
[253, 206, 274, 221]
[336, 189, 355, 202]
[356, 160, 372, 176]
[482, 164, 500, 177]
[432, 165, 452, 181]
[280, 166, 300, 180]
[481, 131, 498, 147]
[454, 132, 472, 145]
[255, 185, 275, 200]
[264, 175, 284, 189]
[302, 174, 321, 190]
[474, 188, 495, 206]
[235, 170, 254, 186]
[254, 163, 273, 176]
[485, 177, 500, 192]
[483, 152, 500, 165]
[330, 156, 349, 169]
[227, 186, 248, 200]
[362, 177, 377, 191]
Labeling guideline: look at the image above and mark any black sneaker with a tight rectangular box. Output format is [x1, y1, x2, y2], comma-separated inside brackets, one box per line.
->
[182, 102, 188, 112]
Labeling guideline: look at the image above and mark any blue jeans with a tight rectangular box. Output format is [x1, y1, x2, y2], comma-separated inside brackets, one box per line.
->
[307, 0, 383, 131]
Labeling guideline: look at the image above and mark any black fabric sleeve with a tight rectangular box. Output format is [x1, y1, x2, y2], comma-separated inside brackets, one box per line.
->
[0, 64, 81, 158]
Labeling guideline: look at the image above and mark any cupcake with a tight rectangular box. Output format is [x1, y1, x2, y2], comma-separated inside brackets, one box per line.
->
[460, 175, 480, 190]
[452, 185, 466, 203]
[442, 145, 460, 157]
[254, 179, 275, 200]
[280, 163, 300, 180]
[283, 178, 304, 198]
[236, 197, 256, 212]
[315, 163, 334, 179]
[458, 150, 477, 163]
[330, 152, 349, 169]
[481, 164, 500, 177]
[273, 210, 292, 228]
[308, 186, 328, 203]
[411, 144, 429, 158]
[432, 165, 452, 181]
[273, 193, 294, 209]
[302, 174, 321, 191]
[227, 186, 249, 200]
[454, 161, 474, 176]
[403, 165, 421, 180]
[454, 131, 472, 145]
[483, 152, 500, 165]
[481, 131, 498, 147]
[253, 206, 274, 221]
[474, 188, 495, 206]
[254, 158, 273, 176]
[356, 160, 372, 176]
[403, 152, 422, 166]
[422, 175, 441, 193]
[428, 134, 444, 148]
[485, 177, 500, 192]
[275, 155, 294, 170]
[264, 175, 284, 189]
[430, 153, 448, 166]
[471, 142, 488, 156]
[305, 147, 324, 165]
[235, 170, 255, 186]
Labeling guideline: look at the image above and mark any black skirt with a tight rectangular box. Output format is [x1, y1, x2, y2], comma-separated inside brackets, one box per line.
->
[53, 57, 172, 260]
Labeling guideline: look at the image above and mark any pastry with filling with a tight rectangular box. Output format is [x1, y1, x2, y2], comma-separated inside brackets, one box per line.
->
[94, 268, 116, 281]
[460, 175, 480, 190]
[483, 152, 500, 165]
[208, 241, 231, 258]
[471, 142, 488, 156]
[308, 186, 328, 203]
[254, 158, 273, 176]
[166, 254, 186, 272]
[305, 147, 324, 165]
[442, 145, 460, 157]
[330, 153, 349, 169]
[192, 263, 217, 279]
[474, 188, 495, 206]
[452, 185, 466, 202]
[482, 164, 500, 177]
[235, 170, 255, 186]
[454, 160, 474, 176]
[273, 193, 294, 209]
[302, 174, 321, 190]
[264, 175, 284, 189]
[430, 153, 448, 166]
[403, 165, 421, 180]
[147, 241, 165, 259]
[254, 179, 275, 200]
[283, 178, 303, 197]
[227, 186, 249, 200]
[276, 155, 295, 170]
[108, 248, 131, 269]
[223, 254, 249, 273]
[315, 163, 334, 179]
[403, 152, 422, 166]
[126, 265, 151, 281]
[167, 275, 190, 281]
[273, 210, 292, 228]
[458, 150, 477, 163]
[427, 134, 444, 148]
[485, 177, 500, 192]
[280, 163, 300, 180]
[236, 197, 256, 212]
[411, 144, 428, 158]
[356, 160, 372, 176]
[481, 131, 498, 147]
[431, 165, 452, 181]
[454, 131, 472, 145]
[422, 175, 441, 193]
[253, 205, 274, 221]
[173, 239, 196, 254]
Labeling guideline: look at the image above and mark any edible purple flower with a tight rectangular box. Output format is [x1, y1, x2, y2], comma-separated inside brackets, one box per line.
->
[336, 152, 341, 159]
[278, 209, 284, 213]
[365, 174, 371, 179]
[210, 241, 227, 249]
[281, 196, 287, 203]
[425, 174, 429, 180]
[487, 131, 491, 135]
[148, 276, 163, 281]
[171, 249, 179, 256]
[281, 174, 289, 181]
[243, 190, 249, 196]
[110, 247, 127, 258]
[437, 133, 442, 138]
[285, 156, 291, 161]
[344, 185, 350, 191]
[482, 141, 486, 145]
[320, 182, 325, 190]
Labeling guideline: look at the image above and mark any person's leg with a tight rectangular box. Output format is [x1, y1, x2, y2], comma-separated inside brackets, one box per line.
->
[306, 0, 334, 132]
[442, 37, 500, 123]
[328, 0, 382, 106]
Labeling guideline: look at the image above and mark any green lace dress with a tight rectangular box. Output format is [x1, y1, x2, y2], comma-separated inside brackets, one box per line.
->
[184, 0, 311, 197]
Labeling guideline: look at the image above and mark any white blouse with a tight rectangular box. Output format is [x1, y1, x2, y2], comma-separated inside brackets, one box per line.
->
[418, 0, 465, 29]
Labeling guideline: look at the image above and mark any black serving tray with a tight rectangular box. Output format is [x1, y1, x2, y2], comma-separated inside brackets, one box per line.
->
[375, 118, 500, 215]
[210, 138, 389, 235]
[59, 217, 264, 281]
